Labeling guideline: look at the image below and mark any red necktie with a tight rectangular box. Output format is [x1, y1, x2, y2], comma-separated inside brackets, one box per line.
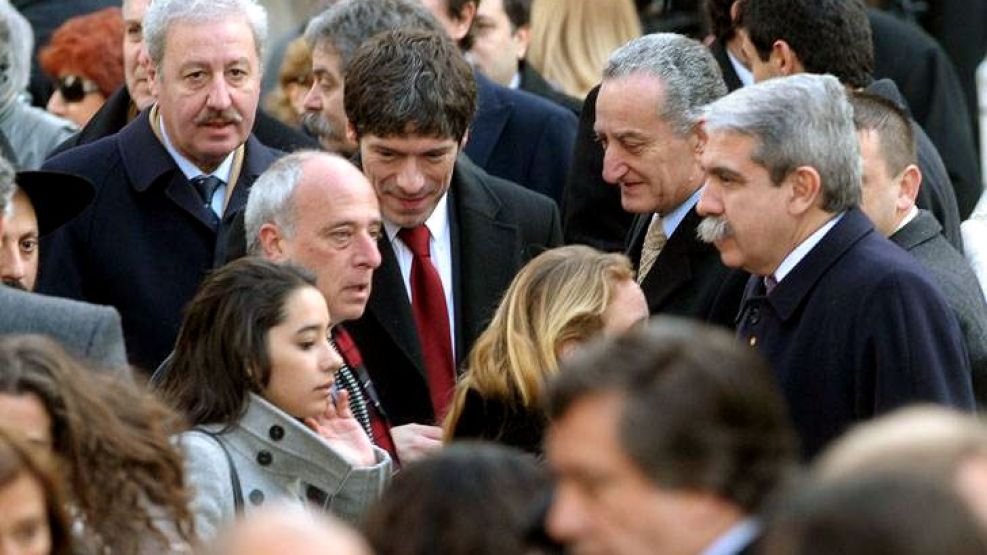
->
[398, 225, 456, 421]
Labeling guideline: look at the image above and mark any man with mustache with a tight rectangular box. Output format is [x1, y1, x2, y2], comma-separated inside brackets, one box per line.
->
[594, 34, 746, 329]
[696, 73, 974, 459]
[37, 0, 281, 373]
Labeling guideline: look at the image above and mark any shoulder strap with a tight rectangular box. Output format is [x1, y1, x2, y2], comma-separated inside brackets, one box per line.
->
[193, 428, 244, 513]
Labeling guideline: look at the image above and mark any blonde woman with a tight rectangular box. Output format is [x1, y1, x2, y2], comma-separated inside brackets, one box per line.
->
[443, 245, 648, 453]
[526, 0, 641, 99]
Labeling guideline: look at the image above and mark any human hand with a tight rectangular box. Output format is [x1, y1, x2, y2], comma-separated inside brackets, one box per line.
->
[304, 389, 376, 467]
[390, 423, 443, 464]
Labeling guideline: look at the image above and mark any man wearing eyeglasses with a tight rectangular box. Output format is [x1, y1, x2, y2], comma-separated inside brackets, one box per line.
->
[37, 0, 281, 374]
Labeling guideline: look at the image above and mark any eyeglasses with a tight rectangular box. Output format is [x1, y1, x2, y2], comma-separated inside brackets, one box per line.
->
[54, 75, 100, 103]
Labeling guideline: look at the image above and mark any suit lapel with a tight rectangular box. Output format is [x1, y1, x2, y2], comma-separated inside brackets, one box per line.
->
[366, 235, 426, 378]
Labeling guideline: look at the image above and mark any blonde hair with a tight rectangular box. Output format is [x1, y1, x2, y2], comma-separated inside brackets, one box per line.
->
[526, 0, 641, 99]
[263, 37, 312, 126]
[443, 245, 634, 439]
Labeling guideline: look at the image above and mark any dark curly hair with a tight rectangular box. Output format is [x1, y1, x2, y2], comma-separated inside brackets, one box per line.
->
[0, 335, 195, 553]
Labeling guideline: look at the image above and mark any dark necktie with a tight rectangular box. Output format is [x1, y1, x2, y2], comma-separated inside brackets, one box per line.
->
[398, 225, 455, 420]
[190, 175, 222, 226]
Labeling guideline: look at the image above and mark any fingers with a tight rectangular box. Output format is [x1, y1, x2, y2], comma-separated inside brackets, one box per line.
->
[335, 388, 353, 419]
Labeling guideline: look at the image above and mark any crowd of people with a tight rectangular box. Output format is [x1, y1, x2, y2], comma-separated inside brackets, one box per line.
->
[0, 0, 986, 553]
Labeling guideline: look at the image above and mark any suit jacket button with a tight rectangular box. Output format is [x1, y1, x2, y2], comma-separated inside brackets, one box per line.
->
[269, 425, 284, 441]
[249, 490, 265, 505]
[749, 336, 757, 347]
[748, 307, 760, 325]
[257, 450, 273, 466]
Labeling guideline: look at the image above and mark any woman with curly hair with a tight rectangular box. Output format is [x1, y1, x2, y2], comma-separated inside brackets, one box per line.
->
[0, 334, 195, 554]
[443, 245, 648, 453]
[0, 425, 73, 555]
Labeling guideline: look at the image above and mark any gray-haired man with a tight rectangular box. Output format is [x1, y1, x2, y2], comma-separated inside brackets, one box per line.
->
[594, 33, 746, 329]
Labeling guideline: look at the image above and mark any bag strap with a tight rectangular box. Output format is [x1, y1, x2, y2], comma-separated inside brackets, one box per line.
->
[193, 428, 244, 513]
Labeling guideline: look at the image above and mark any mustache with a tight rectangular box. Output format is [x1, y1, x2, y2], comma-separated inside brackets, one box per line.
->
[300, 110, 340, 141]
[194, 107, 243, 125]
[2, 279, 27, 291]
[696, 216, 734, 243]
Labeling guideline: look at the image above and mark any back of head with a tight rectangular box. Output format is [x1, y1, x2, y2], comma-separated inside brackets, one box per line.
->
[210, 503, 371, 555]
[849, 90, 916, 175]
[0, 334, 195, 553]
[157, 258, 316, 427]
[740, 0, 873, 88]
[305, 0, 443, 74]
[363, 443, 552, 555]
[0, 0, 33, 111]
[604, 32, 727, 136]
[549, 317, 796, 513]
[143, 0, 268, 69]
[244, 149, 325, 256]
[344, 28, 477, 142]
[759, 474, 987, 555]
[704, 0, 738, 43]
[528, 0, 641, 98]
[703, 73, 861, 212]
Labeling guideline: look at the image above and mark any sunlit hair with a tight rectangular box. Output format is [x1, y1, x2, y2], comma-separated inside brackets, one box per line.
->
[0, 426, 72, 555]
[0, 335, 195, 553]
[443, 246, 634, 439]
[38, 7, 124, 97]
[526, 0, 641, 99]
[144, 0, 268, 69]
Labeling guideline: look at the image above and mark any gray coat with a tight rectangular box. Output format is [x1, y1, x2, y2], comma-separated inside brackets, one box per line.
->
[179, 394, 392, 540]
[891, 209, 987, 404]
[0, 286, 129, 377]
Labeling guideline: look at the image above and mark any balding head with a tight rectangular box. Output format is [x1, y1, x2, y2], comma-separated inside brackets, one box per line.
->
[245, 150, 382, 323]
[209, 504, 372, 555]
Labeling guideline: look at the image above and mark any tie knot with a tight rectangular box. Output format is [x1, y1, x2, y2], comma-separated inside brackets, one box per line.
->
[191, 175, 222, 205]
[398, 225, 431, 257]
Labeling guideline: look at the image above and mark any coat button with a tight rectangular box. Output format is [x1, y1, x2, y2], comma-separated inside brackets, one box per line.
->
[249, 490, 264, 505]
[257, 450, 273, 466]
[749, 336, 757, 347]
[748, 307, 760, 326]
[269, 425, 284, 441]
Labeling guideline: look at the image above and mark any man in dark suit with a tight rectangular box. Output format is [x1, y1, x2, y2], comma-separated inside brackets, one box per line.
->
[697, 74, 974, 459]
[37, 0, 280, 373]
[342, 29, 561, 462]
[595, 34, 746, 329]
[0, 155, 128, 375]
[545, 318, 796, 555]
[851, 92, 987, 405]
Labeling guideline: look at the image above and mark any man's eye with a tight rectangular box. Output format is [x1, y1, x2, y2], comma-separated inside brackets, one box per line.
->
[19, 239, 37, 253]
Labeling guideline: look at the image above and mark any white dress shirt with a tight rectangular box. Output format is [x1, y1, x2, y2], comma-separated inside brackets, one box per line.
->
[701, 519, 760, 555]
[159, 120, 234, 217]
[772, 213, 845, 284]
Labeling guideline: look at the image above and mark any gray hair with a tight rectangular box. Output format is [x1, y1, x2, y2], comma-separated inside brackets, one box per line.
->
[0, 154, 14, 217]
[304, 0, 443, 72]
[144, 0, 268, 70]
[244, 150, 324, 256]
[0, 0, 33, 112]
[603, 33, 727, 136]
[704, 73, 861, 212]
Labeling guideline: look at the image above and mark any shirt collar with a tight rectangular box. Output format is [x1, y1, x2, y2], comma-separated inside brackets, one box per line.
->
[384, 190, 451, 243]
[159, 117, 234, 183]
[661, 186, 703, 238]
[894, 205, 920, 233]
[773, 212, 845, 283]
[727, 49, 755, 87]
[700, 518, 760, 555]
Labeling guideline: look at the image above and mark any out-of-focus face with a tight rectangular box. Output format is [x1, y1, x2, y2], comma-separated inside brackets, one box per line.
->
[123, 0, 153, 109]
[697, 130, 794, 276]
[469, 0, 525, 87]
[0, 189, 38, 291]
[263, 286, 341, 420]
[45, 79, 105, 127]
[596, 74, 704, 215]
[738, 28, 781, 83]
[0, 393, 52, 450]
[302, 45, 356, 156]
[546, 392, 717, 555]
[600, 278, 648, 337]
[270, 157, 382, 323]
[359, 133, 460, 228]
[150, 16, 260, 172]
[857, 129, 901, 237]
[0, 472, 52, 555]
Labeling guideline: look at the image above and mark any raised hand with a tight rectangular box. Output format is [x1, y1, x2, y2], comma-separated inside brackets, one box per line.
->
[304, 389, 376, 467]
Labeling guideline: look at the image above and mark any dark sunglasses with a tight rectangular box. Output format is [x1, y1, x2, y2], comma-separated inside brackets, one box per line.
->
[54, 75, 100, 103]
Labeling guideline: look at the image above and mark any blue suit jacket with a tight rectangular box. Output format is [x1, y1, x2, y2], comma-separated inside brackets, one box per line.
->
[737, 209, 975, 459]
[465, 72, 577, 205]
[37, 111, 280, 372]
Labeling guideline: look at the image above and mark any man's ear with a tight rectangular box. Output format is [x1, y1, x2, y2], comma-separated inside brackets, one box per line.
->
[346, 121, 358, 145]
[257, 223, 288, 261]
[691, 121, 708, 157]
[771, 40, 803, 77]
[787, 166, 823, 215]
[448, 1, 478, 42]
[896, 164, 922, 211]
[513, 24, 531, 60]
